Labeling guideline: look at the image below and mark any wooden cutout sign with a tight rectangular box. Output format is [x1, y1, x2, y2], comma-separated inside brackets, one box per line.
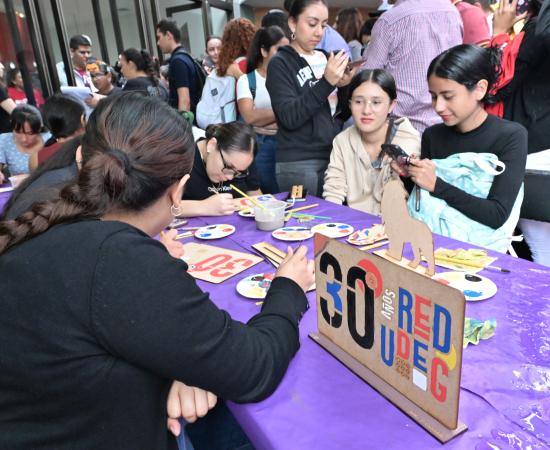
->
[380, 180, 435, 276]
[311, 234, 467, 442]
[182, 242, 263, 283]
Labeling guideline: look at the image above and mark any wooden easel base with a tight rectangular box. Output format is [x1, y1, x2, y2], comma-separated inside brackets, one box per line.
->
[309, 332, 468, 443]
[373, 250, 434, 277]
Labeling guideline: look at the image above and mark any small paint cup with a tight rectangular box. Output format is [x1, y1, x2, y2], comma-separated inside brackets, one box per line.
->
[255, 200, 287, 231]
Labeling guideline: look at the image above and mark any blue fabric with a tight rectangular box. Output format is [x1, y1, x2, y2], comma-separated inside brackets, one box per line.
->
[0, 133, 30, 175]
[256, 134, 279, 194]
[407, 152, 524, 253]
[318, 25, 351, 56]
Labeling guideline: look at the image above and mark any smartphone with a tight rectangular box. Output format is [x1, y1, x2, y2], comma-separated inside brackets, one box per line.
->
[514, 0, 529, 14]
[381, 144, 411, 164]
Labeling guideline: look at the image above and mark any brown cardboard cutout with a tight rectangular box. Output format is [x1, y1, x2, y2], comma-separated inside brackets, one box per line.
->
[380, 180, 435, 276]
[182, 242, 263, 283]
[311, 234, 467, 442]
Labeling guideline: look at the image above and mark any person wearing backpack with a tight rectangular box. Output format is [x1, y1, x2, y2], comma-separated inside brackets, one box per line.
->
[237, 26, 289, 194]
[196, 19, 257, 129]
[156, 19, 203, 116]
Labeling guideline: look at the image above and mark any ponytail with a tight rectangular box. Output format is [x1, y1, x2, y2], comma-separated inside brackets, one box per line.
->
[428, 44, 502, 105]
[204, 122, 257, 155]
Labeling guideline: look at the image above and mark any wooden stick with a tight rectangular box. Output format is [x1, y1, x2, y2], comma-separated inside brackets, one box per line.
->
[176, 232, 195, 239]
[286, 203, 319, 214]
[359, 240, 389, 251]
[291, 213, 332, 220]
[230, 184, 265, 209]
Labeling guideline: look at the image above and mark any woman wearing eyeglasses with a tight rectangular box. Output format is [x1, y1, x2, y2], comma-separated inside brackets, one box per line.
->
[179, 122, 262, 216]
[323, 69, 420, 215]
[84, 60, 121, 109]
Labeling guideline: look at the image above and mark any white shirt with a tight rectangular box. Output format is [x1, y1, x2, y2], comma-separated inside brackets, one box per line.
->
[236, 70, 272, 110]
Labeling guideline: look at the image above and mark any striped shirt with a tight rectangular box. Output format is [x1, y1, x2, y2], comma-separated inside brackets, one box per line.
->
[362, 0, 463, 132]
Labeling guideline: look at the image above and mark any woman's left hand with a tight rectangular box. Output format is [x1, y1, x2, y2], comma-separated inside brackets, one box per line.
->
[407, 158, 437, 192]
[160, 229, 185, 259]
[166, 380, 218, 436]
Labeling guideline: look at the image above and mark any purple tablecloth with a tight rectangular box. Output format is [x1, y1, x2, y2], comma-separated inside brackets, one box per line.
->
[0, 190, 12, 214]
[184, 195, 550, 450]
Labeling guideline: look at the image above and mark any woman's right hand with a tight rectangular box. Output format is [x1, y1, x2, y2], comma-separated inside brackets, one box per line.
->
[493, 0, 528, 36]
[204, 193, 235, 216]
[275, 245, 315, 293]
[324, 51, 349, 86]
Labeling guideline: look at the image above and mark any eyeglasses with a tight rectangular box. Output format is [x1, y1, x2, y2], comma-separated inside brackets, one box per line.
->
[218, 149, 249, 179]
[90, 72, 106, 78]
[349, 98, 388, 112]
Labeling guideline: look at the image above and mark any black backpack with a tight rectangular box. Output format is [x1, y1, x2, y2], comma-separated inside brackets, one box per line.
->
[171, 48, 207, 96]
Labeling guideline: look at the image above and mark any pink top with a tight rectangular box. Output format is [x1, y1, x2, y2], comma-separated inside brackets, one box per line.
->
[362, 0, 463, 132]
[455, 1, 490, 46]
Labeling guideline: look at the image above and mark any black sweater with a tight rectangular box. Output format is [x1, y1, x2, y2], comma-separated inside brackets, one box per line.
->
[420, 114, 527, 229]
[494, 12, 550, 154]
[266, 46, 346, 163]
[0, 220, 308, 450]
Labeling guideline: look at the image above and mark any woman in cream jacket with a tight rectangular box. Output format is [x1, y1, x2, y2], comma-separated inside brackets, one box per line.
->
[323, 69, 420, 215]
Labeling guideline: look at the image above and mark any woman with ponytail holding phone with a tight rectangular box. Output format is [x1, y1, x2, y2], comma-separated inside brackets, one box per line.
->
[406, 45, 527, 243]
[0, 94, 314, 449]
[266, 0, 356, 197]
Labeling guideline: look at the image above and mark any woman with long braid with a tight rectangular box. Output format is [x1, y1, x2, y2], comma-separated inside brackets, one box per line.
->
[0, 93, 314, 449]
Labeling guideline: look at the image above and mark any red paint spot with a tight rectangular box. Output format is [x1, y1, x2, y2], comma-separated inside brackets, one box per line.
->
[436, 279, 450, 285]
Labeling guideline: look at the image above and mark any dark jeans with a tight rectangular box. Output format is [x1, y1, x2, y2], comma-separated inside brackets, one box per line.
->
[276, 159, 328, 197]
[177, 401, 254, 450]
[255, 134, 279, 194]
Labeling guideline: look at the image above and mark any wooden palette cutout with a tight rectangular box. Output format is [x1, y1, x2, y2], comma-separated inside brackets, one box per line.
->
[236, 272, 275, 299]
[272, 226, 313, 242]
[311, 223, 354, 238]
[195, 224, 235, 240]
[432, 271, 497, 301]
[182, 242, 263, 283]
[347, 224, 387, 246]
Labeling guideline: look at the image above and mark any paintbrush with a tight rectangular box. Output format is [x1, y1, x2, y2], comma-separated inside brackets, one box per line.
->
[230, 184, 265, 209]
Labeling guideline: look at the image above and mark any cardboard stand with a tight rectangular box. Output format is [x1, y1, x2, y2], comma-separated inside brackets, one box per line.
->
[309, 332, 467, 443]
[310, 182, 468, 443]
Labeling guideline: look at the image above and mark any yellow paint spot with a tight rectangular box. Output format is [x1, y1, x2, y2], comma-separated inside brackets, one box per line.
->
[435, 344, 457, 371]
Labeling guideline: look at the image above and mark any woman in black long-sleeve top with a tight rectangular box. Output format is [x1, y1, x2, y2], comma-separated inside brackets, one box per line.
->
[0, 93, 314, 450]
[406, 45, 527, 234]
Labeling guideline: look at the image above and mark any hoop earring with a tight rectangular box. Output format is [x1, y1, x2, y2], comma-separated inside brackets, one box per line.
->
[171, 203, 183, 217]
[290, 32, 296, 41]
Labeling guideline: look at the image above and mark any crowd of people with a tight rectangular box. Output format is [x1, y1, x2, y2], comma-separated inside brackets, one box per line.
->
[0, 0, 549, 448]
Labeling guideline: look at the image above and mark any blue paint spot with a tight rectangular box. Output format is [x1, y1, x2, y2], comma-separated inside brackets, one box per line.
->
[463, 290, 483, 298]
[200, 233, 211, 238]
[327, 281, 343, 312]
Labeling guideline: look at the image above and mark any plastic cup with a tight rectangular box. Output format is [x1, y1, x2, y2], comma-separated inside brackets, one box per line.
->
[254, 200, 287, 231]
